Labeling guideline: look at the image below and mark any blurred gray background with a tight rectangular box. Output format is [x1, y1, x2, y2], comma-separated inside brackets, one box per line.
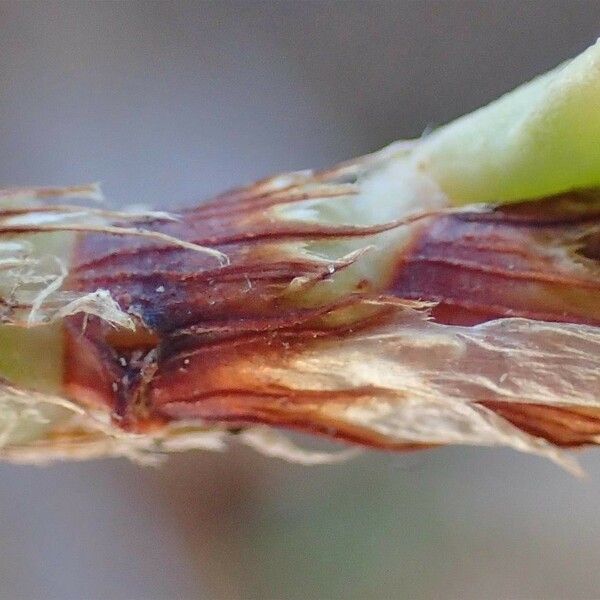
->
[1, 2, 599, 599]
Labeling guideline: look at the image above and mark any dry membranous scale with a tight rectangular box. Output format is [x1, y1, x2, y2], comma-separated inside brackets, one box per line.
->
[0, 41, 599, 473]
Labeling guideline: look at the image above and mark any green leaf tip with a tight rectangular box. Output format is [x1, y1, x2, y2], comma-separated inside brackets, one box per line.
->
[415, 39, 600, 205]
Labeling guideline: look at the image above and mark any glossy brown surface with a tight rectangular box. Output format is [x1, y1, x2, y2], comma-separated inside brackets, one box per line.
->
[392, 190, 600, 326]
[65, 184, 600, 448]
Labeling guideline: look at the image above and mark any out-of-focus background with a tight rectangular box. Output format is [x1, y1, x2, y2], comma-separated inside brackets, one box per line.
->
[0, 2, 599, 598]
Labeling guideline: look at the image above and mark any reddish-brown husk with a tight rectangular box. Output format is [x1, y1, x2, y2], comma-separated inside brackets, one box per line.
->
[64, 185, 600, 450]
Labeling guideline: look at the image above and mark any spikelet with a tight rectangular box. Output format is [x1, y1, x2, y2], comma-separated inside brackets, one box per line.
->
[0, 42, 599, 472]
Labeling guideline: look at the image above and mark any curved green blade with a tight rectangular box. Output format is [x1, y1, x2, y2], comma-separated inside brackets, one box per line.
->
[416, 40, 600, 205]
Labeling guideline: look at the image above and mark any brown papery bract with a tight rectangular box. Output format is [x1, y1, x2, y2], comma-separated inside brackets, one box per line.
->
[52, 167, 600, 473]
